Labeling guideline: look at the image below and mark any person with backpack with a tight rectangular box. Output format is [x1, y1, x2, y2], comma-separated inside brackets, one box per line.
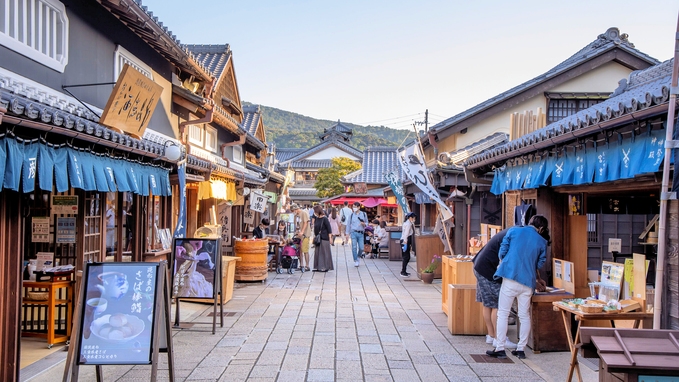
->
[347, 202, 368, 267]
[339, 201, 352, 246]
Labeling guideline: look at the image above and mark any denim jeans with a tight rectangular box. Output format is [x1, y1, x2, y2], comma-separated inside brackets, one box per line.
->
[495, 278, 532, 351]
[350, 231, 364, 261]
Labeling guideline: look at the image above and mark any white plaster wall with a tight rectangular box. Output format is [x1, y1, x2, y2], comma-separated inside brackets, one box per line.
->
[306, 146, 360, 160]
[550, 62, 632, 93]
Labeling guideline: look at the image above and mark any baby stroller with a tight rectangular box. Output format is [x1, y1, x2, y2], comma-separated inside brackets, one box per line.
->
[361, 226, 377, 259]
[277, 237, 304, 274]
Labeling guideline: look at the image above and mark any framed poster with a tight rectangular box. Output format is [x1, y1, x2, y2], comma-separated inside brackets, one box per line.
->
[171, 238, 220, 299]
[56, 217, 76, 243]
[77, 263, 160, 365]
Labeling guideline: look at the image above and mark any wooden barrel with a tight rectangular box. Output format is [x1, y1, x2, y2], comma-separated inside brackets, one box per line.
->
[234, 239, 268, 281]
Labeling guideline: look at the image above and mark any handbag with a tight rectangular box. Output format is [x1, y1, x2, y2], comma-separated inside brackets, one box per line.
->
[313, 233, 322, 246]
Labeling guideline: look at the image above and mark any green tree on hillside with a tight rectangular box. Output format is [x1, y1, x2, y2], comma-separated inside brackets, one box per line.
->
[314, 157, 361, 198]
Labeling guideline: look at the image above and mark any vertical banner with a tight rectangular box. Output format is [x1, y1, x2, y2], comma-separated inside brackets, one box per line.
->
[398, 145, 453, 221]
[385, 169, 409, 214]
[218, 203, 232, 246]
[173, 162, 187, 238]
[434, 216, 455, 254]
[243, 204, 255, 225]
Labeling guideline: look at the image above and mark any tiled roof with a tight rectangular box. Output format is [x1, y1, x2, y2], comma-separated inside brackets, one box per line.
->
[100, 0, 212, 83]
[344, 146, 400, 184]
[184, 44, 231, 80]
[280, 138, 363, 165]
[431, 28, 660, 134]
[466, 59, 673, 170]
[444, 133, 509, 168]
[288, 188, 319, 197]
[242, 105, 262, 136]
[289, 159, 334, 169]
[275, 148, 305, 163]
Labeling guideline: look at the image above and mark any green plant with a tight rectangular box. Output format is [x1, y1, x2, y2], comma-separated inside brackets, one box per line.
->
[421, 255, 441, 273]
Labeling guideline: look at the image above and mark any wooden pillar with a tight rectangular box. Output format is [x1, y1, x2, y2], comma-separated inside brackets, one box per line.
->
[0, 191, 23, 382]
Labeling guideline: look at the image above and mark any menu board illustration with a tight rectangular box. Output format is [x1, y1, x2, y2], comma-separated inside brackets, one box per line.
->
[77, 263, 159, 365]
[171, 238, 219, 299]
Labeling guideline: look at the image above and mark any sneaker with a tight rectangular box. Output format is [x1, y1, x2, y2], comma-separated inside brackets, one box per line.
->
[485, 335, 494, 344]
[400, 272, 410, 277]
[354, 261, 359, 267]
[485, 349, 507, 359]
[493, 338, 517, 349]
[511, 350, 526, 359]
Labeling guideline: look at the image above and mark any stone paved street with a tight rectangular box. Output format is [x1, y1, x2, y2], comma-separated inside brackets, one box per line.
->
[26, 243, 598, 381]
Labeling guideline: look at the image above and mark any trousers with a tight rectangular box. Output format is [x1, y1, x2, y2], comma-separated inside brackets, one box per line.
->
[495, 278, 532, 351]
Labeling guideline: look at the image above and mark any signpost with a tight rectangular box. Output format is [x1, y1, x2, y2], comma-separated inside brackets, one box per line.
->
[64, 262, 174, 381]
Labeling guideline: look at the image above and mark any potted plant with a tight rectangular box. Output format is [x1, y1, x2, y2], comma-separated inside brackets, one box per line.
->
[420, 255, 441, 284]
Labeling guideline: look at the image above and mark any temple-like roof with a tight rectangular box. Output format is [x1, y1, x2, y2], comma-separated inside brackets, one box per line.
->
[431, 28, 660, 136]
[466, 59, 673, 170]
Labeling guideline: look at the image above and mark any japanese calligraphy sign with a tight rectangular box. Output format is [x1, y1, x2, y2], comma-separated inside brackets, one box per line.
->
[78, 263, 160, 365]
[385, 168, 410, 214]
[100, 64, 163, 138]
[398, 144, 453, 221]
[218, 202, 232, 246]
[171, 238, 220, 299]
[243, 204, 255, 225]
[249, 191, 267, 213]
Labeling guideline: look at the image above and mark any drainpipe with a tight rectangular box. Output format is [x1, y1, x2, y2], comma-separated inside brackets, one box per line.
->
[178, 108, 213, 144]
[654, 13, 679, 329]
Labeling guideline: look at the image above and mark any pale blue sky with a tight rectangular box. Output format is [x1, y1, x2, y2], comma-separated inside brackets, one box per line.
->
[141, 0, 678, 129]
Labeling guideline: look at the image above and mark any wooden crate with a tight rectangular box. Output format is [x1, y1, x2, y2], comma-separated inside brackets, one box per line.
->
[447, 284, 486, 335]
[441, 257, 476, 314]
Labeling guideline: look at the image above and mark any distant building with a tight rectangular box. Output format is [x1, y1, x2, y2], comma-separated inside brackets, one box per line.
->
[273, 120, 363, 206]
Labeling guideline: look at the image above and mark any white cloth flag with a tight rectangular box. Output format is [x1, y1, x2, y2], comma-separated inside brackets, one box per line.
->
[398, 144, 453, 221]
[249, 191, 267, 213]
[434, 216, 455, 254]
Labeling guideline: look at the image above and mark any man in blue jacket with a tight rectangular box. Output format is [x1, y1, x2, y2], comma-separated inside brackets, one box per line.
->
[486, 215, 549, 360]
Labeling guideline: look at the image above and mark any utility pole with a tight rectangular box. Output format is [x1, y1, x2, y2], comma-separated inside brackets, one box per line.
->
[414, 109, 428, 133]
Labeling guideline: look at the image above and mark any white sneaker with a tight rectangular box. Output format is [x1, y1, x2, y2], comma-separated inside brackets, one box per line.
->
[492, 338, 517, 349]
[486, 335, 494, 344]
[354, 260, 359, 267]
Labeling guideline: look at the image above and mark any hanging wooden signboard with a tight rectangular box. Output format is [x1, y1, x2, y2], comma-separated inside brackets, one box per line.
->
[99, 63, 163, 138]
[65, 262, 174, 381]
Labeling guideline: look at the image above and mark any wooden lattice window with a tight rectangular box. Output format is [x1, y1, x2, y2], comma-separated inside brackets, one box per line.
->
[546, 94, 608, 124]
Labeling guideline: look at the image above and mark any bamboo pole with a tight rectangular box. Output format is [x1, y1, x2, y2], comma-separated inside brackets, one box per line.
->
[654, 11, 679, 329]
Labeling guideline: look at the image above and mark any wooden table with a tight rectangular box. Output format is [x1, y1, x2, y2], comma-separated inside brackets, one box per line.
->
[552, 302, 653, 382]
[22, 279, 74, 348]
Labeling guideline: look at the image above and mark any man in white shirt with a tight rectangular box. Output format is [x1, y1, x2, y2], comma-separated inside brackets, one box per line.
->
[339, 201, 352, 246]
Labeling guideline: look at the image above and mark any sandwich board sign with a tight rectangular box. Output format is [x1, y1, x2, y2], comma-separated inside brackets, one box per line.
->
[64, 262, 174, 381]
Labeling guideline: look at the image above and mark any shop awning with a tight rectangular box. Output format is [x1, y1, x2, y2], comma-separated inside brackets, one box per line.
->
[490, 130, 665, 195]
[326, 196, 366, 205]
[1, 136, 171, 196]
[362, 197, 388, 208]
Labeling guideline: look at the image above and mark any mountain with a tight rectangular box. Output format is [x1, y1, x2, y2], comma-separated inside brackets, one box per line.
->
[244, 102, 411, 150]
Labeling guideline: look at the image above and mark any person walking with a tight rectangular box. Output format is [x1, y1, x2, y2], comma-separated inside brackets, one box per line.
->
[472, 228, 517, 350]
[347, 202, 368, 267]
[339, 201, 352, 246]
[486, 215, 549, 360]
[312, 205, 334, 272]
[291, 203, 311, 271]
[400, 212, 416, 277]
[327, 207, 341, 245]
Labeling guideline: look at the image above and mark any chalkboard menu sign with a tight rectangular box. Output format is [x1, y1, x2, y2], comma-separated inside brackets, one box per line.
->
[77, 263, 160, 365]
[171, 238, 220, 299]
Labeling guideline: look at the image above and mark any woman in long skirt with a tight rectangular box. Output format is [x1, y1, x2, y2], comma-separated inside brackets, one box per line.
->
[313, 205, 334, 272]
[327, 207, 341, 245]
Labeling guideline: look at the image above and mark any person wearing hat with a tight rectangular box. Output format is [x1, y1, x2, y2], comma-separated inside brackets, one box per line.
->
[400, 212, 417, 277]
[291, 203, 312, 271]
